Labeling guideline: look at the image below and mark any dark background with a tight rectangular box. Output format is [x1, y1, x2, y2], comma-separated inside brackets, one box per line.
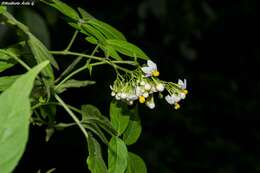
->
[1, 0, 259, 172]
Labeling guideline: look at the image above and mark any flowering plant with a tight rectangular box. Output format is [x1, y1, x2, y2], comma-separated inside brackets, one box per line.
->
[0, 1, 188, 173]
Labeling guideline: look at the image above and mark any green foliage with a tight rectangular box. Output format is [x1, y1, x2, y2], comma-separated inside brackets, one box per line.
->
[0, 75, 20, 92]
[56, 79, 95, 93]
[0, 50, 16, 72]
[110, 101, 130, 135]
[87, 134, 108, 173]
[0, 62, 49, 173]
[126, 152, 147, 173]
[0, 1, 164, 172]
[106, 39, 149, 60]
[123, 107, 142, 145]
[108, 136, 128, 173]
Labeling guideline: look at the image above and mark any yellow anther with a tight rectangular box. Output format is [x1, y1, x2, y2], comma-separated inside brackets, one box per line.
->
[183, 89, 188, 94]
[152, 70, 160, 77]
[139, 96, 146, 103]
[174, 103, 180, 110]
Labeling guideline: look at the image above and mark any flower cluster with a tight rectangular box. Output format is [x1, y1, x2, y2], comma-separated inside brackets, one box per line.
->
[110, 60, 188, 109]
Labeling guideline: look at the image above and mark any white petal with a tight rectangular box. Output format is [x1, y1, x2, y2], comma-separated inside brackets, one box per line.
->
[147, 60, 157, 69]
[141, 66, 153, 74]
[165, 95, 175, 104]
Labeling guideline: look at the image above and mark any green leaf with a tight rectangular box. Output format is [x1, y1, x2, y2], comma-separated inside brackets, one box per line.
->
[88, 19, 126, 40]
[81, 24, 106, 43]
[56, 79, 96, 93]
[126, 152, 147, 173]
[0, 61, 49, 173]
[0, 50, 16, 73]
[28, 34, 58, 80]
[123, 107, 142, 145]
[101, 45, 122, 60]
[106, 39, 149, 60]
[0, 6, 6, 14]
[83, 123, 108, 144]
[45, 0, 80, 20]
[81, 104, 118, 136]
[0, 75, 20, 92]
[108, 136, 128, 173]
[78, 7, 94, 20]
[85, 36, 98, 45]
[28, 33, 59, 69]
[109, 101, 131, 135]
[87, 134, 108, 173]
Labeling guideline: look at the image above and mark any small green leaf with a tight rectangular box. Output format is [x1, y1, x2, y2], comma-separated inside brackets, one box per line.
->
[101, 45, 122, 60]
[0, 50, 16, 73]
[0, 75, 20, 92]
[106, 39, 149, 60]
[126, 152, 147, 173]
[0, 61, 49, 173]
[45, 0, 80, 20]
[81, 104, 118, 136]
[110, 100, 131, 135]
[108, 136, 128, 173]
[78, 7, 94, 20]
[85, 36, 98, 45]
[56, 79, 95, 93]
[88, 19, 126, 40]
[83, 123, 108, 144]
[123, 107, 142, 145]
[87, 134, 108, 173]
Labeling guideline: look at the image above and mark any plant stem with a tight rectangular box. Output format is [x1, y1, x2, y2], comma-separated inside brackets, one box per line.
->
[32, 102, 82, 114]
[55, 94, 88, 139]
[65, 30, 78, 51]
[55, 65, 88, 90]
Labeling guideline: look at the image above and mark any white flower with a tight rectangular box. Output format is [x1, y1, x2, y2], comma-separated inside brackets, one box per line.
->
[115, 94, 121, 100]
[145, 96, 155, 109]
[165, 94, 181, 105]
[135, 86, 143, 96]
[143, 92, 149, 98]
[179, 92, 186, 99]
[156, 83, 164, 92]
[144, 83, 151, 90]
[141, 60, 159, 77]
[140, 81, 146, 86]
[121, 93, 127, 99]
[111, 91, 116, 96]
[178, 79, 187, 89]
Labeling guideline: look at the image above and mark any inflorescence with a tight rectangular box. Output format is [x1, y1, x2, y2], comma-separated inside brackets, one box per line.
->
[110, 60, 188, 109]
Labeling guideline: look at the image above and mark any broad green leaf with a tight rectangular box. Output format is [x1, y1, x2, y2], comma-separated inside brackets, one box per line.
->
[81, 104, 118, 136]
[87, 134, 108, 173]
[101, 45, 122, 60]
[0, 75, 20, 92]
[28, 34, 58, 80]
[78, 7, 94, 20]
[0, 61, 49, 173]
[108, 136, 128, 173]
[123, 107, 142, 145]
[0, 50, 16, 73]
[88, 19, 126, 40]
[106, 39, 149, 60]
[109, 101, 131, 135]
[126, 152, 147, 173]
[82, 24, 106, 43]
[56, 79, 96, 93]
[45, 0, 80, 20]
